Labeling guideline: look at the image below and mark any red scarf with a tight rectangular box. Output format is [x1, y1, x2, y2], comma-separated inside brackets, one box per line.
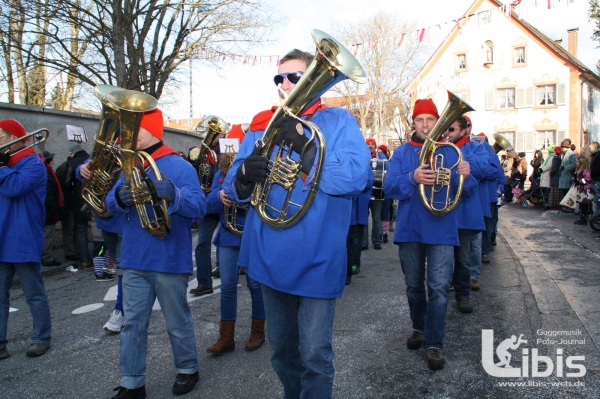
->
[7, 147, 36, 166]
[249, 99, 327, 131]
[453, 135, 469, 148]
[142, 143, 177, 168]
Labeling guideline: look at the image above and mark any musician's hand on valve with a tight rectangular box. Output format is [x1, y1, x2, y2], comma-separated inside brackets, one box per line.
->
[236, 154, 269, 186]
[0, 151, 10, 167]
[219, 189, 232, 207]
[155, 179, 176, 202]
[414, 164, 436, 185]
[273, 116, 313, 155]
[457, 161, 470, 177]
[118, 185, 134, 207]
[80, 162, 92, 179]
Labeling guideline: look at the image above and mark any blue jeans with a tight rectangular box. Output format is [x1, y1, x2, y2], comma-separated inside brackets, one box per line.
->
[0, 262, 51, 349]
[261, 284, 336, 399]
[194, 214, 219, 288]
[453, 230, 475, 299]
[120, 269, 198, 389]
[398, 243, 453, 349]
[219, 246, 264, 321]
[362, 200, 382, 247]
[469, 232, 482, 280]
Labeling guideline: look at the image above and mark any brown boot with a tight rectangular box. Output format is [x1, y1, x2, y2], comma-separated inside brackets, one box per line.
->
[245, 318, 265, 351]
[206, 320, 235, 355]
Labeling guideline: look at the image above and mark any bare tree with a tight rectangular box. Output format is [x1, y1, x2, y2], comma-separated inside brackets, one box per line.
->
[332, 12, 424, 148]
[0, 0, 274, 108]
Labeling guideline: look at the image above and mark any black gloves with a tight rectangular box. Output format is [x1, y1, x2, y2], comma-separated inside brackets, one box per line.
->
[118, 185, 134, 207]
[274, 117, 311, 154]
[236, 149, 269, 186]
[0, 151, 10, 167]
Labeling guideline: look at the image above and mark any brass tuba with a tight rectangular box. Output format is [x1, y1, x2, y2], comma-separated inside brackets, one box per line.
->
[418, 91, 474, 216]
[493, 133, 516, 158]
[193, 115, 230, 192]
[250, 29, 367, 229]
[106, 89, 171, 239]
[82, 85, 123, 217]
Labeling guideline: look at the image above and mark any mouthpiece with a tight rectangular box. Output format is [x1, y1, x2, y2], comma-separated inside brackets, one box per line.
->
[423, 129, 429, 134]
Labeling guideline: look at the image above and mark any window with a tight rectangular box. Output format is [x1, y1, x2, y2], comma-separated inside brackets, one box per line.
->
[484, 41, 494, 64]
[537, 85, 556, 106]
[456, 54, 467, 71]
[535, 130, 557, 150]
[514, 46, 526, 65]
[497, 88, 515, 109]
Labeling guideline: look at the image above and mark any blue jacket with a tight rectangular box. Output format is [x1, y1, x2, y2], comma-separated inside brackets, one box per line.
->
[224, 107, 370, 298]
[350, 167, 374, 226]
[383, 141, 476, 245]
[0, 153, 47, 264]
[455, 141, 486, 231]
[207, 170, 243, 248]
[106, 152, 206, 274]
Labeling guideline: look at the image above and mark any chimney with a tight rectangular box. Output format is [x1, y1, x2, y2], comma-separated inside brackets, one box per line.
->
[567, 28, 578, 57]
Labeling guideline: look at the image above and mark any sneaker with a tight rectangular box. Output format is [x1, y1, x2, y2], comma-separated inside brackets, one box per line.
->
[351, 265, 360, 275]
[103, 267, 117, 275]
[457, 298, 473, 314]
[189, 286, 213, 296]
[111, 385, 146, 399]
[426, 348, 445, 370]
[26, 343, 50, 357]
[172, 371, 199, 395]
[211, 268, 220, 278]
[0, 346, 9, 360]
[482, 254, 491, 264]
[96, 273, 116, 282]
[407, 330, 424, 350]
[104, 310, 125, 333]
[471, 279, 480, 291]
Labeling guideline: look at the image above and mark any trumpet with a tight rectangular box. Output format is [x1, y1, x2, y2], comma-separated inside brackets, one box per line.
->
[418, 91, 474, 216]
[0, 129, 49, 156]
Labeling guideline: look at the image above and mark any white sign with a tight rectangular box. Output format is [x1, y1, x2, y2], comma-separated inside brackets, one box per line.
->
[66, 125, 87, 143]
[219, 138, 239, 154]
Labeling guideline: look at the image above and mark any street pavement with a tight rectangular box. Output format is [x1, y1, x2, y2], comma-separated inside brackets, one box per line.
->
[1, 202, 600, 398]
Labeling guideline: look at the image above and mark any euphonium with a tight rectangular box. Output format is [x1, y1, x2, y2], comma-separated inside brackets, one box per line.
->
[224, 202, 248, 237]
[250, 29, 367, 229]
[418, 91, 474, 216]
[82, 85, 123, 217]
[194, 115, 230, 192]
[106, 89, 172, 239]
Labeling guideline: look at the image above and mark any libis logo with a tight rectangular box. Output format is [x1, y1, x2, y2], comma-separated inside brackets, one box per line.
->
[481, 330, 586, 378]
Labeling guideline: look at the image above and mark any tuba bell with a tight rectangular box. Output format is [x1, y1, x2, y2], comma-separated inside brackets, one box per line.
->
[493, 133, 516, 158]
[250, 29, 367, 229]
[418, 91, 474, 216]
[82, 85, 124, 217]
[106, 89, 171, 239]
[193, 115, 230, 192]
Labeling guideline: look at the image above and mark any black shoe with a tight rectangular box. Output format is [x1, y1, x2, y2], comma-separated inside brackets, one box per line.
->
[374, 244, 382, 250]
[111, 386, 146, 399]
[426, 348, 445, 370]
[407, 330, 424, 350]
[457, 297, 473, 313]
[0, 346, 9, 360]
[383, 234, 388, 243]
[65, 254, 81, 261]
[172, 371, 199, 395]
[239, 267, 246, 275]
[26, 343, 50, 357]
[361, 246, 368, 251]
[211, 268, 220, 278]
[96, 273, 116, 282]
[351, 265, 360, 275]
[574, 218, 587, 225]
[189, 286, 213, 296]
[482, 254, 491, 264]
[42, 259, 61, 266]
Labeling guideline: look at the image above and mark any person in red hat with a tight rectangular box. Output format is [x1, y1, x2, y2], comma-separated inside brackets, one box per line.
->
[364, 137, 387, 250]
[105, 108, 206, 398]
[0, 119, 52, 360]
[383, 98, 475, 370]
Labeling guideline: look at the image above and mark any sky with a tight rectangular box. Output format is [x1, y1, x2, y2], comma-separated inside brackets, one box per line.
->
[158, 0, 598, 126]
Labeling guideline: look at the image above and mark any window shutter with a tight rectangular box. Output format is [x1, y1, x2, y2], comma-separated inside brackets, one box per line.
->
[557, 130, 567, 143]
[557, 83, 566, 105]
[524, 131, 535, 152]
[525, 87, 534, 107]
[516, 87, 534, 108]
[486, 90, 495, 110]
[515, 131, 525, 151]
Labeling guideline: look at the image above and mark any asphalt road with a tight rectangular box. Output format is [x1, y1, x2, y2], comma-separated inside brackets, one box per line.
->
[1, 202, 599, 399]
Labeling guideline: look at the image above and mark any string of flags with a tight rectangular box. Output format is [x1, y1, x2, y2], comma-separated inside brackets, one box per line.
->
[197, 0, 578, 68]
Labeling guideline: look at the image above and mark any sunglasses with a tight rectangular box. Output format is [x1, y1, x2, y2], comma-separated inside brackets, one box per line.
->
[274, 71, 304, 86]
[561, 146, 569, 148]
[446, 127, 459, 132]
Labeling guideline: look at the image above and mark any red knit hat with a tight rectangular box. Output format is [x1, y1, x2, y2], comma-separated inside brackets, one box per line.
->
[412, 98, 439, 120]
[0, 119, 27, 139]
[464, 115, 472, 126]
[140, 109, 164, 140]
[378, 144, 388, 154]
[366, 138, 377, 146]
[228, 124, 246, 144]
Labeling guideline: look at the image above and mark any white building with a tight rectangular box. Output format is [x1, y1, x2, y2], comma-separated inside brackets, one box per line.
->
[408, 0, 600, 153]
